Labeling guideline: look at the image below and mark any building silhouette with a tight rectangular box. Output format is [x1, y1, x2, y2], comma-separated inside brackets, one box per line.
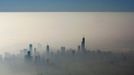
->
[29, 44, 33, 56]
[61, 46, 65, 51]
[77, 45, 80, 51]
[25, 51, 32, 62]
[61, 46, 66, 54]
[46, 45, 50, 53]
[34, 48, 36, 55]
[81, 37, 86, 51]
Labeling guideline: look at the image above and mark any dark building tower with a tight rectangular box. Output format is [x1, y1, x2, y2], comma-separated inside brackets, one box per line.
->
[78, 45, 80, 51]
[29, 44, 33, 55]
[81, 37, 86, 51]
[61, 46, 66, 53]
[27, 51, 31, 57]
[25, 51, 32, 62]
[34, 48, 37, 55]
[46, 45, 49, 53]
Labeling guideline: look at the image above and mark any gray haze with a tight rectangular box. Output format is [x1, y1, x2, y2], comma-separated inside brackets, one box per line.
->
[0, 12, 134, 54]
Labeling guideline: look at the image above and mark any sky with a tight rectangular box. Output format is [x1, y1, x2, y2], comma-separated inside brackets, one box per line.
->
[0, 12, 134, 54]
[0, 0, 134, 12]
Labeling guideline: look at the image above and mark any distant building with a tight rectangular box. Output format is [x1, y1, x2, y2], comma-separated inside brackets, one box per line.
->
[46, 45, 50, 53]
[81, 37, 86, 51]
[25, 51, 32, 62]
[77, 45, 80, 51]
[23, 49, 28, 55]
[0, 55, 2, 62]
[61, 46, 66, 53]
[29, 44, 33, 56]
[34, 48, 36, 55]
[71, 50, 76, 55]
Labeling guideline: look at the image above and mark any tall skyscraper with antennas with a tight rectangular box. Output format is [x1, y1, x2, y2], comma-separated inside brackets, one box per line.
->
[81, 37, 86, 51]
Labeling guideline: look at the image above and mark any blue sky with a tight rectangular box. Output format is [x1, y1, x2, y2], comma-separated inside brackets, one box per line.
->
[0, 0, 134, 12]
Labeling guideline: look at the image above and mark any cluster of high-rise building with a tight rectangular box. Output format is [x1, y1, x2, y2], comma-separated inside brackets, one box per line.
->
[0, 37, 133, 75]
[24, 37, 87, 63]
[0, 37, 132, 65]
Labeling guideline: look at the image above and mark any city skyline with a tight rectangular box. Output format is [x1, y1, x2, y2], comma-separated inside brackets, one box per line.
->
[0, 12, 134, 54]
[0, 1, 134, 75]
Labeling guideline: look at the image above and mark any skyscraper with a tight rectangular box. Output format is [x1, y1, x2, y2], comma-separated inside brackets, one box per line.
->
[46, 45, 49, 53]
[25, 51, 32, 62]
[34, 48, 37, 56]
[81, 37, 86, 51]
[61, 46, 66, 53]
[29, 44, 33, 55]
[77, 45, 80, 51]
